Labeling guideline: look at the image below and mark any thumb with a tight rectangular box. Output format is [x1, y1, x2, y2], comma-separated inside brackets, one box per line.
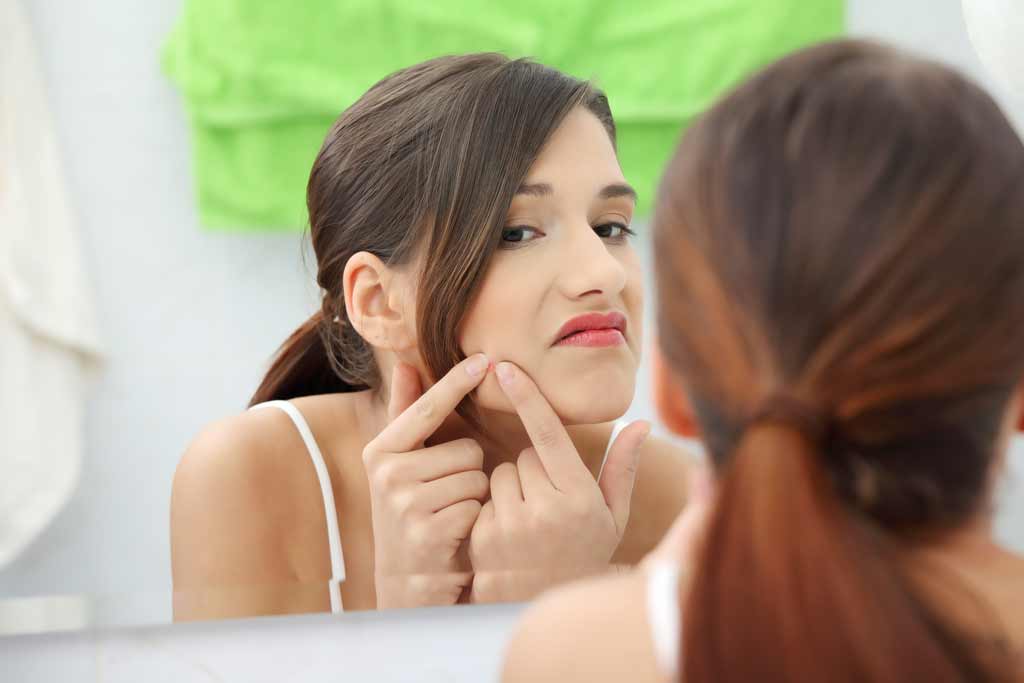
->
[597, 420, 651, 536]
[387, 362, 423, 423]
[642, 457, 714, 571]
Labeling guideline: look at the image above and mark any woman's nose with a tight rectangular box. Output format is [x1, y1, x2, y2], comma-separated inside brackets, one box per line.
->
[557, 224, 628, 300]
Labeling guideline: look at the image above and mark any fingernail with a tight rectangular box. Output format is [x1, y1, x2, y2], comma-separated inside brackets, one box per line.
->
[495, 362, 515, 386]
[466, 354, 489, 377]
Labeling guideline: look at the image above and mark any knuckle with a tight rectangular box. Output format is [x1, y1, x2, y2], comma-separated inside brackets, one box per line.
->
[452, 501, 483, 534]
[493, 462, 515, 479]
[361, 445, 380, 467]
[517, 448, 536, 467]
[469, 471, 490, 497]
[391, 490, 417, 519]
[529, 502, 559, 529]
[460, 499, 483, 520]
[462, 439, 484, 466]
[472, 571, 496, 594]
[404, 519, 429, 545]
[566, 496, 592, 520]
[468, 526, 491, 557]
[488, 466, 510, 494]
[534, 423, 560, 449]
[372, 461, 402, 488]
[624, 461, 639, 480]
[467, 538, 484, 564]
[414, 397, 436, 420]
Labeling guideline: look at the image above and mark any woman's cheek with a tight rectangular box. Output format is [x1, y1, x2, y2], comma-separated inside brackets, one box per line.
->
[472, 374, 515, 413]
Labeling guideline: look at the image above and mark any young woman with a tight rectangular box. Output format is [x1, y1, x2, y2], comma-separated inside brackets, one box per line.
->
[502, 39, 1024, 682]
[170, 54, 694, 620]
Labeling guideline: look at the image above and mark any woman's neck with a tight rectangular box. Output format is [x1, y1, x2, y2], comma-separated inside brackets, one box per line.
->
[905, 514, 1015, 568]
[899, 515, 1024, 646]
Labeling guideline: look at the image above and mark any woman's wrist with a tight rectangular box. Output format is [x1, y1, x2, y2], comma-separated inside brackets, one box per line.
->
[470, 564, 616, 603]
[374, 571, 472, 609]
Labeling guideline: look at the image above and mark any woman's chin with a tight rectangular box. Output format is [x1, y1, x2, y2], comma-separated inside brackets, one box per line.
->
[552, 398, 633, 426]
[536, 378, 636, 425]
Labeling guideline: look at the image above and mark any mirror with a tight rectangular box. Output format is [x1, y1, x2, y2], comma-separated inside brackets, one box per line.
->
[2, 0, 1022, 637]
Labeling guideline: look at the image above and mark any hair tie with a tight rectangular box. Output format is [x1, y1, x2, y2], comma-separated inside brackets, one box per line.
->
[746, 394, 831, 444]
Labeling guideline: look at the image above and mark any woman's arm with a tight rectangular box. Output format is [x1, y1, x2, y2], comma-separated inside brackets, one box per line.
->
[170, 412, 333, 621]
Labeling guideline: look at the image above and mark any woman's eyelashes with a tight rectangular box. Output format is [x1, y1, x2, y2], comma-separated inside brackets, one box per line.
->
[594, 222, 636, 242]
[498, 222, 635, 249]
[500, 225, 544, 247]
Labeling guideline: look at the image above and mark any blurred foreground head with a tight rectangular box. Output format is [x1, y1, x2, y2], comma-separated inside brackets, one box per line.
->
[655, 38, 1024, 681]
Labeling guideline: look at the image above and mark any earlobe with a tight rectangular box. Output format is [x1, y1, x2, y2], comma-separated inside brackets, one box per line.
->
[652, 346, 700, 438]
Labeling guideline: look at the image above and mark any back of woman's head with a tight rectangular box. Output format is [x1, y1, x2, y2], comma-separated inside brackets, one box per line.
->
[654, 39, 1024, 681]
[251, 54, 614, 408]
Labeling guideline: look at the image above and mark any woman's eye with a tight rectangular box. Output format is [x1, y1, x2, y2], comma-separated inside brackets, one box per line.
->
[500, 226, 543, 245]
[594, 222, 636, 240]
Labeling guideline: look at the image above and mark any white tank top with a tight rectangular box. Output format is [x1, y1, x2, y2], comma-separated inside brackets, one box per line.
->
[250, 400, 347, 612]
[646, 559, 683, 681]
[250, 400, 629, 614]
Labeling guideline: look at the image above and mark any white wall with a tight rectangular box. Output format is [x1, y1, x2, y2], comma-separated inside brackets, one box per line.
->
[1, 0, 1023, 680]
[3, 0, 320, 604]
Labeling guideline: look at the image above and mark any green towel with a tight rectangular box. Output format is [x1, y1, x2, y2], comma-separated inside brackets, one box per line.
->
[164, 1, 845, 230]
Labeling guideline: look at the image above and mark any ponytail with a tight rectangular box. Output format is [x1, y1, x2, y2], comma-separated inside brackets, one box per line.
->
[650, 38, 1024, 683]
[680, 419, 1003, 682]
[248, 311, 362, 406]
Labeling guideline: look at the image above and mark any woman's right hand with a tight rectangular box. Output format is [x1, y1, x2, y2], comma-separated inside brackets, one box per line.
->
[363, 355, 492, 609]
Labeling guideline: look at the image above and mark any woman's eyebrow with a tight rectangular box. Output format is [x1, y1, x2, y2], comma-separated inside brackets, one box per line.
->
[516, 182, 554, 197]
[598, 183, 638, 203]
[514, 182, 638, 203]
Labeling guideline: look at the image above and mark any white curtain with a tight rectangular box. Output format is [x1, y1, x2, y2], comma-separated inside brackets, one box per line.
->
[0, 0, 103, 568]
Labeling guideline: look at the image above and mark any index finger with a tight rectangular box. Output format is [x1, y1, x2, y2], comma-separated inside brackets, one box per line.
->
[494, 361, 588, 489]
[371, 353, 490, 453]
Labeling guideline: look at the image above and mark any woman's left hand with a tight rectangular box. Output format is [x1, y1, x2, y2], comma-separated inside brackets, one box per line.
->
[467, 361, 651, 604]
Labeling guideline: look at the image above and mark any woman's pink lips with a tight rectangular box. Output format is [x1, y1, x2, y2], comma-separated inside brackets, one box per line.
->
[553, 312, 627, 347]
[554, 328, 626, 347]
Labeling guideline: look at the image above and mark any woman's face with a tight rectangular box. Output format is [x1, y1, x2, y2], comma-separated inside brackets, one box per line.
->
[459, 106, 643, 424]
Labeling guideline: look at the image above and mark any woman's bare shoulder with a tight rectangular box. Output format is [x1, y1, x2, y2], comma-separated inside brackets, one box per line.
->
[171, 409, 314, 580]
[170, 395, 369, 620]
[173, 393, 365, 500]
[502, 570, 663, 683]
[174, 405, 315, 509]
[170, 396, 363, 584]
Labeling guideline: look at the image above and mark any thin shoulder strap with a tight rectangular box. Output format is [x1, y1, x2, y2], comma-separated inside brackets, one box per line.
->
[597, 419, 630, 481]
[250, 400, 346, 613]
[646, 559, 683, 680]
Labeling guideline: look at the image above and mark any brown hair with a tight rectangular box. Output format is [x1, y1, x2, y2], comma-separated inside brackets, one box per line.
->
[654, 39, 1024, 680]
[250, 54, 615, 413]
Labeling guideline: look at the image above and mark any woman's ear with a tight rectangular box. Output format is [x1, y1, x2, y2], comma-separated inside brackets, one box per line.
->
[652, 345, 700, 438]
[342, 252, 417, 351]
